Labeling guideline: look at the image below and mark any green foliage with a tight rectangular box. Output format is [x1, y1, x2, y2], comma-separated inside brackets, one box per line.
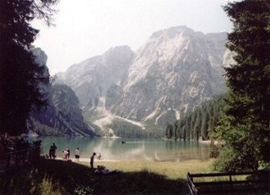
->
[74, 186, 93, 195]
[165, 124, 173, 138]
[166, 94, 226, 141]
[213, 144, 258, 172]
[107, 119, 162, 138]
[209, 140, 220, 158]
[215, 0, 270, 171]
[0, 0, 58, 135]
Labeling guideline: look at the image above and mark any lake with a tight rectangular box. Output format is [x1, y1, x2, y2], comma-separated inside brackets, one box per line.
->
[27, 137, 210, 162]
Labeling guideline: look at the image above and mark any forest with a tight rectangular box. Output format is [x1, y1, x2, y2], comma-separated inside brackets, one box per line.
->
[165, 94, 227, 141]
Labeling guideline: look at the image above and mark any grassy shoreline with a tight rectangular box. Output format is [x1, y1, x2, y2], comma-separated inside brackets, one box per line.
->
[80, 159, 215, 179]
[0, 158, 215, 194]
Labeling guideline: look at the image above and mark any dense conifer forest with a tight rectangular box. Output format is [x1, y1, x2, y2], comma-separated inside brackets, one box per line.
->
[165, 94, 227, 141]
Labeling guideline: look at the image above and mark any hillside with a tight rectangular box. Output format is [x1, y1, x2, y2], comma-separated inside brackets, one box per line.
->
[29, 84, 95, 136]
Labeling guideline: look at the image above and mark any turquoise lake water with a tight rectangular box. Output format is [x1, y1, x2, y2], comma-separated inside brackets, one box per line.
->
[27, 137, 210, 162]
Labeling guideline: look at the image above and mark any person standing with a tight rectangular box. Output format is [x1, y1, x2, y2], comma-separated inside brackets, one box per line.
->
[51, 143, 57, 159]
[49, 146, 53, 159]
[66, 147, 70, 159]
[90, 152, 96, 169]
[97, 153, 101, 160]
[62, 150, 68, 159]
[75, 148, 80, 162]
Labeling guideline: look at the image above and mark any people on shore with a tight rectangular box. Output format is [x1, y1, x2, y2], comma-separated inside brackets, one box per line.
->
[75, 148, 80, 162]
[62, 150, 68, 159]
[66, 147, 70, 159]
[47, 145, 100, 163]
[97, 153, 101, 160]
[51, 143, 57, 159]
[90, 152, 96, 169]
[94, 165, 121, 175]
[49, 146, 53, 159]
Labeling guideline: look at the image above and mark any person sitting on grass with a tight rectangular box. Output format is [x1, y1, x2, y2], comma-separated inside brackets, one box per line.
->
[94, 165, 121, 174]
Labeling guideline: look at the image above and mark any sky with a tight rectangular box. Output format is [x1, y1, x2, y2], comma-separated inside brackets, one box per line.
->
[32, 0, 234, 75]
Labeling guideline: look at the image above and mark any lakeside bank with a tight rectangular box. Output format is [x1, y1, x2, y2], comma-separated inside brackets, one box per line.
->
[59, 157, 215, 179]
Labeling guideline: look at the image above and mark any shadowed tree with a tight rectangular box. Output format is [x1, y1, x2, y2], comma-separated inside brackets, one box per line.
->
[0, 0, 58, 135]
[215, 0, 270, 172]
[201, 111, 209, 140]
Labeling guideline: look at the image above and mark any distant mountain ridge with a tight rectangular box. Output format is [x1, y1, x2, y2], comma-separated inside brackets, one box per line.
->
[28, 48, 95, 137]
[56, 26, 232, 136]
[56, 46, 135, 107]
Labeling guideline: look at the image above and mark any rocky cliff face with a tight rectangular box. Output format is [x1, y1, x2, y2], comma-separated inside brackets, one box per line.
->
[108, 26, 230, 125]
[28, 48, 95, 136]
[29, 84, 95, 136]
[56, 46, 135, 110]
[56, 26, 232, 134]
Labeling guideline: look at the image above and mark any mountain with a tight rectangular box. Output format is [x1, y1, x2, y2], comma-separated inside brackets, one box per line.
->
[109, 26, 231, 124]
[56, 26, 232, 137]
[28, 48, 95, 137]
[56, 46, 135, 108]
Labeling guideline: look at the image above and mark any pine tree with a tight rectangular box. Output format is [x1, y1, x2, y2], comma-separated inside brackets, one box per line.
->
[190, 111, 196, 139]
[194, 109, 201, 140]
[0, 0, 58, 135]
[174, 121, 178, 140]
[215, 0, 270, 171]
[201, 111, 209, 140]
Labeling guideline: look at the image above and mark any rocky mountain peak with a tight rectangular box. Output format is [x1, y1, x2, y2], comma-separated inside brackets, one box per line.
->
[109, 26, 230, 123]
[56, 45, 136, 107]
[56, 26, 232, 135]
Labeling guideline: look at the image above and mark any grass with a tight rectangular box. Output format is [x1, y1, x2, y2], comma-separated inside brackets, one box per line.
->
[2, 158, 210, 194]
[81, 159, 214, 179]
[1, 158, 268, 194]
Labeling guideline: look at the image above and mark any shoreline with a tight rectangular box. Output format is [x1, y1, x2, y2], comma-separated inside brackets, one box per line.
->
[80, 158, 215, 179]
[54, 157, 211, 163]
[54, 157, 119, 162]
[49, 157, 215, 179]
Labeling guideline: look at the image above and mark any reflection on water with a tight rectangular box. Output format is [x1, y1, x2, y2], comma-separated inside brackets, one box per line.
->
[27, 137, 210, 162]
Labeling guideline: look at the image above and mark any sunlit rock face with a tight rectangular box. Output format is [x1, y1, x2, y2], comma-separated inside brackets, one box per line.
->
[109, 26, 230, 124]
[28, 48, 95, 136]
[56, 26, 232, 128]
